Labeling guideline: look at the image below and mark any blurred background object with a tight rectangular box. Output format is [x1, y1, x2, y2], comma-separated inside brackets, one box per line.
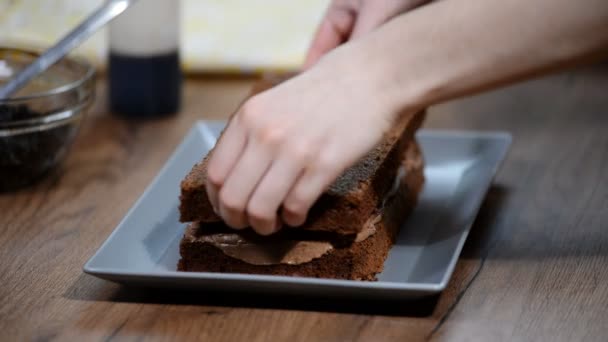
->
[0, 0, 329, 73]
[109, 0, 182, 117]
[0, 0, 329, 191]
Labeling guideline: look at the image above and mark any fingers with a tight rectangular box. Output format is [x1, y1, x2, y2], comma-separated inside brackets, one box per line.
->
[247, 155, 305, 235]
[206, 117, 247, 214]
[217, 138, 273, 229]
[303, 1, 358, 69]
[210, 97, 312, 234]
[282, 148, 343, 227]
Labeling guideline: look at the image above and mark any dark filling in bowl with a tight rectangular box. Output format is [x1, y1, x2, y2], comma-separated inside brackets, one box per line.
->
[0, 105, 78, 192]
[0, 104, 45, 122]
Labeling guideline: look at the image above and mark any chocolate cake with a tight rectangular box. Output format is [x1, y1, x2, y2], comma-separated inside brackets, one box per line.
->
[177, 75, 426, 280]
[178, 141, 425, 280]
[179, 75, 426, 234]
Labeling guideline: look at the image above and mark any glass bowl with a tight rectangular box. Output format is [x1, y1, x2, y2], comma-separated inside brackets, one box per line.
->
[0, 47, 95, 191]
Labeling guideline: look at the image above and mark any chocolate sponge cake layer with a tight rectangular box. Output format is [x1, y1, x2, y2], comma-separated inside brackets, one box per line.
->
[302, 111, 424, 235]
[178, 142, 425, 280]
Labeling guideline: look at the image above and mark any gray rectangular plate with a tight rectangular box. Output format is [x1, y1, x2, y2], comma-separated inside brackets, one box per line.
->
[84, 121, 511, 299]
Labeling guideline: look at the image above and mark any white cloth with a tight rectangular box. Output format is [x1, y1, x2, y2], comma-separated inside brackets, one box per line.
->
[0, 0, 329, 73]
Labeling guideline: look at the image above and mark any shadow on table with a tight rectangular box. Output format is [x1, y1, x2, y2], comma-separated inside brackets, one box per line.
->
[65, 274, 439, 317]
[460, 185, 509, 259]
[460, 183, 608, 261]
[125, 286, 437, 317]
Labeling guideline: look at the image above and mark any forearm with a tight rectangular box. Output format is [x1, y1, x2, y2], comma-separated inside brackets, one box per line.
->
[344, 0, 608, 112]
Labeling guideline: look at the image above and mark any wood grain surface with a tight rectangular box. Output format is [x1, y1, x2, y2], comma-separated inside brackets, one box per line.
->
[1, 64, 607, 341]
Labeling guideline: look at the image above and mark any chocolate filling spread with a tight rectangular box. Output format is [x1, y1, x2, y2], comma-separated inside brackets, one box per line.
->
[194, 211, 382, 266]
[202, 236, 333, 266]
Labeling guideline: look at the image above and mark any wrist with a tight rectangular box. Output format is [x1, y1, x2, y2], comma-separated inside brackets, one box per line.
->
[316, 40, 415, 123]
[336, 27, 436, 120]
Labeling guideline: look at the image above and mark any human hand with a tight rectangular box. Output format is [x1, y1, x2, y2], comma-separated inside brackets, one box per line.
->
[206, 46, 401, 235]
[208, 0, 608, 235]
[304, 0, 430, 68]
[205, 0, 431, 235]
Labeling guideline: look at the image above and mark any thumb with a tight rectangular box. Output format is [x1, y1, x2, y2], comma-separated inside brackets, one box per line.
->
[350, 0, 428, 39]
[303, 1, 358, 69]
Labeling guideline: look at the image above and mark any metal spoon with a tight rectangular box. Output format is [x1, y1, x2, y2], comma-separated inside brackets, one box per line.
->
[0, 0, 138, 99]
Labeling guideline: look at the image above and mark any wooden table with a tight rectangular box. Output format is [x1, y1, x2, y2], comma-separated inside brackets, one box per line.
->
[2, 64, 608, 341]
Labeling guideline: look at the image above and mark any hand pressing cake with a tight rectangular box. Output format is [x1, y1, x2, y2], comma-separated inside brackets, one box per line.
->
[177, 76, 426, 280]
[179, 75, 425, 235]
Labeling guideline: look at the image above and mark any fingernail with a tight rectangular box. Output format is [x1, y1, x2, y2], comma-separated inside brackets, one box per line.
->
[272, 220, 283, 233]
[219, 205, 227, 222]
[258, 220, 281, 236]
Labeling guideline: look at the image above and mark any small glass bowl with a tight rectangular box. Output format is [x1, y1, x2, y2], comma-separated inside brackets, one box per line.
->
[0, 47, 95, 192]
